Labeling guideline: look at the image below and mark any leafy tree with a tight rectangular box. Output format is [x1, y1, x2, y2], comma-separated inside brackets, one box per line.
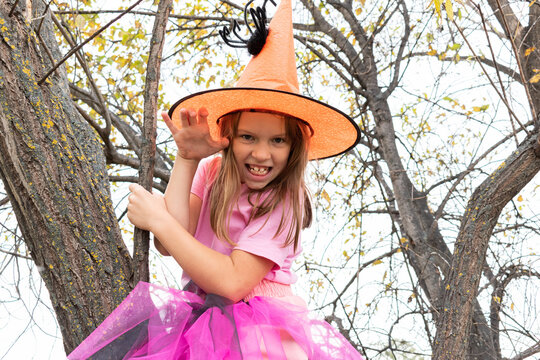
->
[0, 0, 539, 359]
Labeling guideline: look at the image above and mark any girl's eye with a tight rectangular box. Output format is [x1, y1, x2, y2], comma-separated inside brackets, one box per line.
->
[240, 134, 253, 141]
[273, 137, 287, 144]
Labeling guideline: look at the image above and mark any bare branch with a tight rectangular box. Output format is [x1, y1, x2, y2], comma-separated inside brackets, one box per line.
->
[326, 248, 400, 308]
[452, 18, 530, 135]
[132, 0, 172, 284]
[429, 120, 535, 236]
[486, 1, 537, 121]
[50, 11, 114, 139]
[0, 248, 31, 260]
[108, 176, 166, 193]
[506, 341, 540, 360]
[38, 0, 144, 85]
[383, 0, 411, 98]
[485, 0, 524, 42]
[0, 196, 9, 207]
[405, 51, 522, 83]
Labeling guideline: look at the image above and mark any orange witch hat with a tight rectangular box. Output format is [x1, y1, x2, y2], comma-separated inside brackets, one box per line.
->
[169, 0, 360, 160]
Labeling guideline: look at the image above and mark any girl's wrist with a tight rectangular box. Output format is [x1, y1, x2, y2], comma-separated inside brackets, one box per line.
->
[175, 152, 201, 166]
[150, 209, 174, 237]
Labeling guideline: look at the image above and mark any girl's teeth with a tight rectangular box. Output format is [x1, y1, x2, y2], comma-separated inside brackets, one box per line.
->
[249, 166, 269, 175]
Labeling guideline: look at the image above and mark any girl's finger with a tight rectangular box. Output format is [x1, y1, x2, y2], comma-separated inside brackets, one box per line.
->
[188, 109, 197, 126]
[197, 107, 209, 127]
[179, 108, 190, 128]
[161, 112, 179, 135]
[129, 183, 144, 194]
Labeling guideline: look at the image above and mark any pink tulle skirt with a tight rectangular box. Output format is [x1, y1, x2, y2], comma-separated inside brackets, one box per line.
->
[68, 281, 364, 359]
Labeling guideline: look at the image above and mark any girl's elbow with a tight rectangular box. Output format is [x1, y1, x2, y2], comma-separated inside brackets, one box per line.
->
[158, 248, 171, 256]
[224, 281, 254, 303]
[154, 238, 171, 256]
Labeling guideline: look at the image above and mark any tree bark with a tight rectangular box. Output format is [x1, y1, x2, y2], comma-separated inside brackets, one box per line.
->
[0, 2, 133, 353]
[132, 0, 172, 285]
[433, 135, 540, 359]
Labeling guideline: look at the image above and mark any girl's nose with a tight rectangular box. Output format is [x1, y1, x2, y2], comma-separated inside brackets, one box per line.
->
[251, 143, 271, 161]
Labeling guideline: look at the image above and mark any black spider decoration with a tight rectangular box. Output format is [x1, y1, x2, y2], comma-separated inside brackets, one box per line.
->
[219, 0, 277, 56]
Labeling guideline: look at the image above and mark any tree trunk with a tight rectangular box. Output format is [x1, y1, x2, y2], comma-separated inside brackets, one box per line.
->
[432, 135, 540, 359]
[0, 2, 133, 353]
[367, 77, 498, 358]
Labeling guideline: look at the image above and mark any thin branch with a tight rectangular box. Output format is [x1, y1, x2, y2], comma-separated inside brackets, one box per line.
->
[50, 12, 114, 139]
[9, 0, 21, 17]
[132, 0, 171, 284]
[297, 35, 367, 97]
[506, 341, 540, 360]
[0, 196, 9, 207]
[428, 120, 534, 238]
[484, 1, 537, 125]
[0, 248, 32, 260]
[425, 169, 479, 195]
[108, 176, 166, 193]
[477, 5, 517, 146]
[325, 248, 400, 308]
[403, 51, 521, 83]
[53, 10, 228, 22]
[452, 18, 530, 135]
[485, 0, 523, 42]
[383, 0, 410, 98]
[38, 0, 144, 85]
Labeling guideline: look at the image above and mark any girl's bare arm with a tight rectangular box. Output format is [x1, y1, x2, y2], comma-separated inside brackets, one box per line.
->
[155, 109, 228, 255]
[128, 184, 273, 302]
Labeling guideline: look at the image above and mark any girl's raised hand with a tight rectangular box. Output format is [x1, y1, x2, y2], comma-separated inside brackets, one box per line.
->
[162, 108, 229, 161]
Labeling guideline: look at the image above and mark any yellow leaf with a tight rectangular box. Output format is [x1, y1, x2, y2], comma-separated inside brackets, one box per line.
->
[372, 259, 383, 266]
[433, 0, 442, 17]
[321, 189, 331, 205]
[427, 48, 437, 56]
[445, 0, 453, 21]
[529, 73, 540, 83]
[473, 106, 481, 112]
[517, 195, 523, 202]
[524, 47, 536, 56]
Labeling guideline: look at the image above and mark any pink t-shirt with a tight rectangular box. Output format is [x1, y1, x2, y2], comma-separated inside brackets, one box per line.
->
[181, 157, 301, 287]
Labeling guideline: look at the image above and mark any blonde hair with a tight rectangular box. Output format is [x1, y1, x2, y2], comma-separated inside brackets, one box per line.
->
[208, 111, 312, 251]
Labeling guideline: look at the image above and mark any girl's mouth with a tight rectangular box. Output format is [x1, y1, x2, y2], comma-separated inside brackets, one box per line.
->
[247, 165, 271, 176]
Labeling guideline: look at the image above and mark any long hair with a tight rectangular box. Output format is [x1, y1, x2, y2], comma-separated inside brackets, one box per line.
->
[208, 111, 312, 251]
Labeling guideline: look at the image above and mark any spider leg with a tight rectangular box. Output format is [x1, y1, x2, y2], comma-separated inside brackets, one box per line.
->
[231, 20, 248, 43]
[219, 0, 276, 52]
[251, 7, 267, 35]
[244, 0, 256, 34]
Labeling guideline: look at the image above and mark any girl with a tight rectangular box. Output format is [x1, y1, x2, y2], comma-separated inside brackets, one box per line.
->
[68, 0, 364, 358]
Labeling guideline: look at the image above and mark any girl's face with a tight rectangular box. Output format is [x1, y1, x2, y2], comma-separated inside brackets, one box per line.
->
[232, 112, 292, 190]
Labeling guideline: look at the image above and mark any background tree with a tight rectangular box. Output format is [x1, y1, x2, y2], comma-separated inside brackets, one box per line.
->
[0, 0, 538, 359]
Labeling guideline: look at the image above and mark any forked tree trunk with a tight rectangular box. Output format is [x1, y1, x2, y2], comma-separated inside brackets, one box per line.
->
[432, 135, 540, 359]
